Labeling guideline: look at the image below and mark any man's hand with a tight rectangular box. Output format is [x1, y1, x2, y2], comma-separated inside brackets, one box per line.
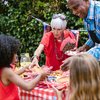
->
[60, 58, 71, 71]
[76, 46, 85, 52]
[76, 44, 90, 52]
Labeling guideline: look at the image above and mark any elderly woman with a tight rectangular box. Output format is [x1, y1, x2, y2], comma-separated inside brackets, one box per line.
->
[31, 13, 76, 71]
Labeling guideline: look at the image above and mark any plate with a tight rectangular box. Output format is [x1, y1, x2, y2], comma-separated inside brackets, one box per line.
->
[44, 80, 68, 90]
[65, 51, 78, 56]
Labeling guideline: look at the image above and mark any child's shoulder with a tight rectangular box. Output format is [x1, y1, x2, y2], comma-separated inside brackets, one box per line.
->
[0, 67, 16, 86]
[2, 67, 14, 76]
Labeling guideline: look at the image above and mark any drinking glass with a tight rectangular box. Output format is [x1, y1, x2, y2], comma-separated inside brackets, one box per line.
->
[20, 53, 31, 67]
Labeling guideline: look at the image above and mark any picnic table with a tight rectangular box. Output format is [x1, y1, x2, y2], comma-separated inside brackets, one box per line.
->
[18, 83, 57, 100]
[18, 72, 69, 100]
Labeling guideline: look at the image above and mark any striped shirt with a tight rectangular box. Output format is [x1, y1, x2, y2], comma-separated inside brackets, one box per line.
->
[84, 0, 100, 47]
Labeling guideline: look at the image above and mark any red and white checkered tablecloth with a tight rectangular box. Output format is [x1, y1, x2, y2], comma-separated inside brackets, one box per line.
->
[18, 71, 70, 100]
[18, 84, 57, 100]
[18, 81, 70, 100]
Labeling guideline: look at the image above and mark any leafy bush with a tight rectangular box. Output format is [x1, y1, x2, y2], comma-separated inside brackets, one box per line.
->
[0, 0, 88, 65]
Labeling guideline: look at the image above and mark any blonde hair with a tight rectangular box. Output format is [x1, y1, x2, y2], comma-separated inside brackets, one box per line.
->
[50, 14, 67, 29]
[67, 53, 100, 100]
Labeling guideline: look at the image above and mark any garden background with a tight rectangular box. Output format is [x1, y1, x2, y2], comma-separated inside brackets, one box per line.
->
[0, 0, 89, 65]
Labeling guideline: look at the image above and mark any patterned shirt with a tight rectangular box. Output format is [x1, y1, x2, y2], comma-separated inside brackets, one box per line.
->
[84, 0, 100, 47]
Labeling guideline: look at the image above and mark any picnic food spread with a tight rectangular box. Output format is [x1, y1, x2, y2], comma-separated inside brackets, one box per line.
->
[21, 66, 69, 83]
[48, 70, 69, 83]
[18, 65, 69, 90]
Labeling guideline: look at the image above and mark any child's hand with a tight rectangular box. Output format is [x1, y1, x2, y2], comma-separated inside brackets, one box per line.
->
[42, 65, 53, 74]
[51, 85, 64, 99]
[24, 65, 31, 72]
[39, 68, 50, 80]
[15, 65, 31, 75]
[40, 65, 52, 78]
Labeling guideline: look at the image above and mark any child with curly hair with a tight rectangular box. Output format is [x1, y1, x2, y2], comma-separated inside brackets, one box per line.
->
[0, 34, 49, 100]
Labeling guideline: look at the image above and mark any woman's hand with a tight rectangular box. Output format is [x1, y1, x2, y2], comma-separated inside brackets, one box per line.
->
[29, 57, 39, 68]
[42, 65, 53, 73]
[29, 44, 44, 68]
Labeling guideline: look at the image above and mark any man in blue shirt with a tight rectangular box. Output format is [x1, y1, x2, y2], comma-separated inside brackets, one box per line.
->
[67, 0, 100, 61]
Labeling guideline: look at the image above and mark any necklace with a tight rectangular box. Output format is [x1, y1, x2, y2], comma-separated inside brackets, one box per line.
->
[54, 38, 64, 60]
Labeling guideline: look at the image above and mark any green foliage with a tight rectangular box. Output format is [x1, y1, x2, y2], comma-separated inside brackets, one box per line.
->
[0, 0, 88, 65]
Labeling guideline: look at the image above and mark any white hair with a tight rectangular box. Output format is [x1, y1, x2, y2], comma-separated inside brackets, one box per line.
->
[50, 15, 67, 29]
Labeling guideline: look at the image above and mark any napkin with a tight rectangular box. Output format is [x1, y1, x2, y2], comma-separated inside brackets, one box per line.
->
[60, 37, 76, 53]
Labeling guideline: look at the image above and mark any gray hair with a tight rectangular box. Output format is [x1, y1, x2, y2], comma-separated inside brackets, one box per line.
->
[50, 14, 67, 29]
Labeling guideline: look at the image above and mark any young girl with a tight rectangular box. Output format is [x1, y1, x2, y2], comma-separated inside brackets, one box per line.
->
[53, 53, 100, 100]
[0, 34, 49, 100]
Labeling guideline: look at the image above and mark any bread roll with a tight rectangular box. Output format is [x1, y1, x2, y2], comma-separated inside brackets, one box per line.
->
[56, 77, 69, 83]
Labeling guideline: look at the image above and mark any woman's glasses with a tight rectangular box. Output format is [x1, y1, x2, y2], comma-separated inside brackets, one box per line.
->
[52, 14, 67, 20]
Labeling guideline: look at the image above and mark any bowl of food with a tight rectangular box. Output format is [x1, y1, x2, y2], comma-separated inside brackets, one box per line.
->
[45, 70, 69, 90]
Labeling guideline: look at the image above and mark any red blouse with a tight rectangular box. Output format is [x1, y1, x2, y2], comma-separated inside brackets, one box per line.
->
[40, 30, 76, 71]
[0, 69, 20, 100]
